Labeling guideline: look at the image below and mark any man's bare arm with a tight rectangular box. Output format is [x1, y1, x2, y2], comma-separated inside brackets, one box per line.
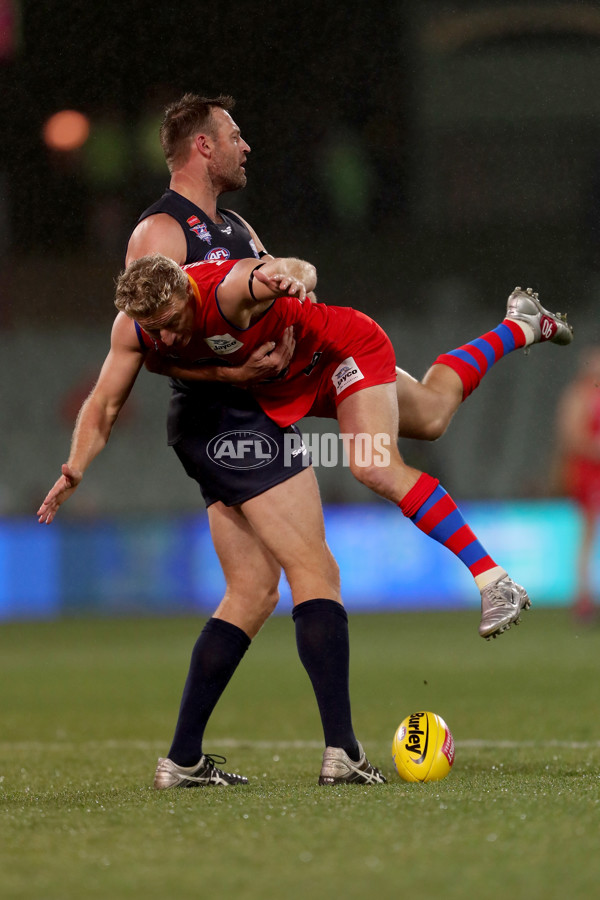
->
[219, 212, 317, 303]
[217, 257, 317, 313]
[250, 257, 317, 302]
[126, 214, 187, 266]
[37, 315, 145, 523]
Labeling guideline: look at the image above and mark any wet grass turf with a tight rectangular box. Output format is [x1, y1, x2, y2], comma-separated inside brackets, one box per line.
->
[1, 608, 599, 899]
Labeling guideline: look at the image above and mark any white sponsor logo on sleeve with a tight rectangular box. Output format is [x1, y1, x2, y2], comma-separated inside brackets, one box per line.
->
[331, 357, 364, 395]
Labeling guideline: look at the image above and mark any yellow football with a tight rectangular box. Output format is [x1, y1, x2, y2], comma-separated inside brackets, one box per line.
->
[392, 711, 455, 782]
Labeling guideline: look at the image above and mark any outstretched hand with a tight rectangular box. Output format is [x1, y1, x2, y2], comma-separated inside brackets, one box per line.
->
[253, 266, 308, 302]
[37, 463, 83, 524]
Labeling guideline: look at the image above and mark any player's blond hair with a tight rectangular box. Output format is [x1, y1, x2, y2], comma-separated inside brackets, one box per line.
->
[115, 254, 188, 318]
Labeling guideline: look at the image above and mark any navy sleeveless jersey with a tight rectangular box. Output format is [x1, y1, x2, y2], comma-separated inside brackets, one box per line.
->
[137, 189, 262, 264]
[132, 188, 309, 506]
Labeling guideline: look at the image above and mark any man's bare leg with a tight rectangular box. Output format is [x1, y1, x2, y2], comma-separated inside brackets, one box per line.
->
[396, 287, 574, 441]
[396, 364, 463, 441]
[337, 383, 530, 639]
[208, 500, 282, 638]
[240, 466, 341, 605]
[240, 467, 383, 781]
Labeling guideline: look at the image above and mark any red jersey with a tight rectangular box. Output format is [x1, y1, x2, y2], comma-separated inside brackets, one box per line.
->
[136, 258, 396, 427]
[563, 380, 600, 511]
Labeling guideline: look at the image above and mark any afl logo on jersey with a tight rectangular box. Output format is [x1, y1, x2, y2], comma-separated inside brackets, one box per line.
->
[207, 430, 279, 469]
[205, 247, 231, 261]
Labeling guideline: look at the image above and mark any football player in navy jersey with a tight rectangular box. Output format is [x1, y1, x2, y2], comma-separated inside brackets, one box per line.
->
[122, 94, 386, 788]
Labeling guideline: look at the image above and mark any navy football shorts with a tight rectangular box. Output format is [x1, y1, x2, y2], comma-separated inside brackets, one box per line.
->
[167, 381, 310, 507]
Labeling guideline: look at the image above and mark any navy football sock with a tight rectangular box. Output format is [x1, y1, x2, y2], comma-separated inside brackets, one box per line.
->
[168, 617, 251, 767]
[292, 598, 360, 761]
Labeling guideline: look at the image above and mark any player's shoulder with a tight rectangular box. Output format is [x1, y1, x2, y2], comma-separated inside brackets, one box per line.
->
[126, 213, 186, 265]
[111, 311, 142, 347]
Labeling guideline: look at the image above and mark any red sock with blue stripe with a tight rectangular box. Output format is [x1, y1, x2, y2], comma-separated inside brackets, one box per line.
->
[434, 319, 529, 398]
[399, 473, 506, 589]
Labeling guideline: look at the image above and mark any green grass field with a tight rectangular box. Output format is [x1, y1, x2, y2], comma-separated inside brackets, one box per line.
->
[1, 608, 599, 899]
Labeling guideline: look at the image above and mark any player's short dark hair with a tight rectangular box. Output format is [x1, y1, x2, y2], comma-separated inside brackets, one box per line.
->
[160, 93, 236, 171]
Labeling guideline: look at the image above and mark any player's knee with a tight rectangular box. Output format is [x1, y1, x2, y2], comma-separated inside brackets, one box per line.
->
[224, 574, 280, 616]
[325, 550, 341, 593]
[254, 582, 280, 617]
[416, 414, 450, 442]
[215, 582, 280, 637]
[349, 459, 396, 498]
[284, 547, 340, 601]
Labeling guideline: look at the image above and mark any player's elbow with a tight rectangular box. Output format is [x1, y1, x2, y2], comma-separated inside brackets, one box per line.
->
[302, 262, 317, 292]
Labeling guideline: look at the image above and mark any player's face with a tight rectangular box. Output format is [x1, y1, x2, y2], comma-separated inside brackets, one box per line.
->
[136, 288, 195, 350]
[209, 108, 251, 192]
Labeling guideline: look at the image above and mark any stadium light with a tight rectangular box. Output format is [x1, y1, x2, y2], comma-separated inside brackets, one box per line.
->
[42, 109, 90, 152]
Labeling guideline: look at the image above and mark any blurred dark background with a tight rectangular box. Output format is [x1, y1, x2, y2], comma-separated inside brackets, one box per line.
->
[3, 0, 600, 514]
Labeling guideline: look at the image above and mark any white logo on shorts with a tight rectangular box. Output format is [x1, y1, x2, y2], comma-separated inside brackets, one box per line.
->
[331, 357, 364, 395]
[207, 431, 279, 469]
[204, 333, 244, 354]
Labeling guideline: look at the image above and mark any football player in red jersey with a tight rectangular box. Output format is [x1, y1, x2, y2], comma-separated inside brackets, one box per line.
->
[110, 253, 573, 644]
[40, 251, 574, 636]
[554, 346, 600, 622]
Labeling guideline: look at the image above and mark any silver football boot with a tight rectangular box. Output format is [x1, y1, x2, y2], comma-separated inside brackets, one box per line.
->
[318, 742, 386, 785]
[153, 754, 248, 789]
[479, 575, 531, 640]
[505, 287, 573, 345]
